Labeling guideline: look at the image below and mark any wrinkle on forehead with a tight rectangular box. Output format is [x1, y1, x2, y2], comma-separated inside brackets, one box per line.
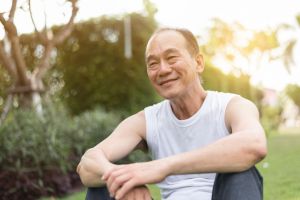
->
[146, 48, 181, 63]
[145, 31, 186, 61]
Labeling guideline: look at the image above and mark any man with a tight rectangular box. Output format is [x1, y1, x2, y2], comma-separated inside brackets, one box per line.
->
[77, 27, 267, 200]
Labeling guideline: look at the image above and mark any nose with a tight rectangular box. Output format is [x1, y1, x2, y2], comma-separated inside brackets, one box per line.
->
[158, 60, 172, 76]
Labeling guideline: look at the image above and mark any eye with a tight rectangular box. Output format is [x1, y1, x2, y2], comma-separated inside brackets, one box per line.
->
[167, 56, 177, 64]
[148, 61, 158, 69]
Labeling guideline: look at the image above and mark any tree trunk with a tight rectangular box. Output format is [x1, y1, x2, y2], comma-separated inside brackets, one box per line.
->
[11, 75, 44, 114]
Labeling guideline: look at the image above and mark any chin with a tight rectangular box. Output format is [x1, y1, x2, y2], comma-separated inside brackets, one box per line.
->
[157, 89, 180, 100]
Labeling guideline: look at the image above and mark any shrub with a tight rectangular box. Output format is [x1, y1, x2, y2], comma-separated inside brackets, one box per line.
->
[0, 105, 121, 200]
[261, 105, 283, 136]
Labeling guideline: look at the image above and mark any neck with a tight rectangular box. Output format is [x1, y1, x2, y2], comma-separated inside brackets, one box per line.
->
[169, 81, 207, 120]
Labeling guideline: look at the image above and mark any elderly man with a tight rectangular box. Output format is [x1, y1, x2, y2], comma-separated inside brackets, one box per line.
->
[77, 27, 267, 200]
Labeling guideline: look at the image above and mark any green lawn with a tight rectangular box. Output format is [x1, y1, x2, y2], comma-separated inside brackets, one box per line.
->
[42, 132, 300, 200]
[257, 133, 300, 200]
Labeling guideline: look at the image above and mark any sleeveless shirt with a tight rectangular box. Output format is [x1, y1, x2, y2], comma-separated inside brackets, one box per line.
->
[144, 91, 236, 200]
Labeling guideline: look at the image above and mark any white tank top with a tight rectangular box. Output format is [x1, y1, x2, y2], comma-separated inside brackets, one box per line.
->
[144, 91, 236, 200]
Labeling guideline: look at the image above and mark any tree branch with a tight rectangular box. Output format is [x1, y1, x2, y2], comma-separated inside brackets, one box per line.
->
[0, 12, 18, 35]
[0, 40, 18, 81]
[33, 43, 54, 79]
[8, 0, 18, 22]
[33, 0, 78, 80]
[53, 0, 78, 45]
[28, 0, 47, 44]
[9, 35, 30, 85]
[0, 13, 7, 27]
[0, 13, 29, 85]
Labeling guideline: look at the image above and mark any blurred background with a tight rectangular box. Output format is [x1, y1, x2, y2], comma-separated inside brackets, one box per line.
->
[0, 0, 299, 199]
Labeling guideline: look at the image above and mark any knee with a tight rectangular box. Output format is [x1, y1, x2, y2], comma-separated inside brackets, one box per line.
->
[86, 187, 114, 200]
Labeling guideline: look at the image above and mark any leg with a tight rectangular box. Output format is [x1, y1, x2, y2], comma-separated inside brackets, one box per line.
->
[212, 166, 263, 200]
[85, 187, 115, 200]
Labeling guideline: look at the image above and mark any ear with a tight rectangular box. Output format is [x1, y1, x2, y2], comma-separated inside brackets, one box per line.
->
[195, 53, 204, 73]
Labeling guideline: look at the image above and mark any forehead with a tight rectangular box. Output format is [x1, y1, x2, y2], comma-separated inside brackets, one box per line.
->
[145, 30, 187, 57]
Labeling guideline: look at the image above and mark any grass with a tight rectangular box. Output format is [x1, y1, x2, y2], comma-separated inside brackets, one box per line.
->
[42, 131, 300, 200]
[257, 133, 300, 200]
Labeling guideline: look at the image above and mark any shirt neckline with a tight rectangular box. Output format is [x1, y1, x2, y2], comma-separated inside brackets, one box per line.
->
[166, 91, 212, 127]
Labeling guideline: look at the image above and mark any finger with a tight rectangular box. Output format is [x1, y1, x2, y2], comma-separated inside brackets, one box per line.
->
[109, 173, 131, 197]
[135, 189, 144, 200]
[121, 189, 134, 200]
[106, 168, 129, 196]
[102, 168, 113, 181]
[115, 179, 136, 200]
[143, 189, 152, 200]
[102, 164, 125, 180]
[145, 193, 153, 200]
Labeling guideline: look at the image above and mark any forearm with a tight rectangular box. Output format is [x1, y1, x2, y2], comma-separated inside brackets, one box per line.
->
[164, 131, 267, 175]
[77, 147, 114, 187]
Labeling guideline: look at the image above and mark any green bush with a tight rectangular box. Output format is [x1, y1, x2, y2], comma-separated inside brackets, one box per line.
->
[69, 107, 121, 159]
[0, 104, 121, 199]
[261, 105, 283, 136]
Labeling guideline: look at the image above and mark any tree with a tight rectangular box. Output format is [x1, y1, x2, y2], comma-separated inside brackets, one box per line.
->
[285, 84, 300, 110]
[55, 13, 158, 115]
[202, 19, 281, 76]
[0, 0, 78, 123]
[200, 19, 266, 105]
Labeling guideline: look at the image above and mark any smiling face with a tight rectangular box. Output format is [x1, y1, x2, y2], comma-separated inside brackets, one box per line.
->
[145, 30, 204, 99]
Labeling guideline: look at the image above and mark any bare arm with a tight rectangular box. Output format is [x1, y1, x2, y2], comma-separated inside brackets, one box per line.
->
[76, 111, 146, 187]
[164, 96, 267, 174]
[103, 96, 268, 199]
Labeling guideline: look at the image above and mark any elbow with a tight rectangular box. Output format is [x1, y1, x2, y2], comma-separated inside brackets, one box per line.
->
[77, 162, 98, 187]
[254, 142, 267, 162]
[251, 132, 268, 164]
[79, 175, 91, 187]
[76, 162, 88, 186]
[239, 132, 267, 171]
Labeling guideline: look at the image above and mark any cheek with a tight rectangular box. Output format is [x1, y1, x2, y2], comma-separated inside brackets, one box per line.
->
[147, 70, 157, 83]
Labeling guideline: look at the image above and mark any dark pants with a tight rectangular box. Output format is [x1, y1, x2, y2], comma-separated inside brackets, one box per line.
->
[86, 166, 263, 200]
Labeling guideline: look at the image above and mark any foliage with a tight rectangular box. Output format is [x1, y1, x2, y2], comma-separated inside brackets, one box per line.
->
[70, 107, 121, 156]
[296, 14, 300, 27]
[260, 105, 283, 135]
[55, 13, 158, 115]
[202, 62, 263, 104]
[0, 68, 11, 112]
[285, 84, 300, 110]
[0, 104, 121, 199]
[201, 18, 295, 76]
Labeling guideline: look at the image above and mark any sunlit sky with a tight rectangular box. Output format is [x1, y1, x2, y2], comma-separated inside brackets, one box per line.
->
[1, 0, 300, 91]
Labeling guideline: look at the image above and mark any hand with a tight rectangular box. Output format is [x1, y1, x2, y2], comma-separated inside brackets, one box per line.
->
[102, 160, 168, 199]
[119, 186, 152, 200]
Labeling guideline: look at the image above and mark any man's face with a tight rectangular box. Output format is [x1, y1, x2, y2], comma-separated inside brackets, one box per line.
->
[145, 30, 203, 99]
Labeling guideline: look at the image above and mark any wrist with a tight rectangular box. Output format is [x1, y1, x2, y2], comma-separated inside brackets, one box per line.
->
[162, 154, 182, 175]
[156, 157, 174, 177]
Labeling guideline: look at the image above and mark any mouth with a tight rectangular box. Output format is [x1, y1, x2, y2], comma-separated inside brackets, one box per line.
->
[159, 78, 179, 86]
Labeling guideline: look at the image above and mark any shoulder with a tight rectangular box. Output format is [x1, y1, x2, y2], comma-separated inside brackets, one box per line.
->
[208, 91, 237, 106]
[225, 95, 260, 132]
[144, 100, 167, 120]
[121, 110, 146, 130]
[227, 96, 259, 116]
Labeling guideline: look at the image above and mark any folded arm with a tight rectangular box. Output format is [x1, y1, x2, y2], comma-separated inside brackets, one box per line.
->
[76, 111, 147, 187]
[103, 96, 268, 199]
[166, 96, 267, 174]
